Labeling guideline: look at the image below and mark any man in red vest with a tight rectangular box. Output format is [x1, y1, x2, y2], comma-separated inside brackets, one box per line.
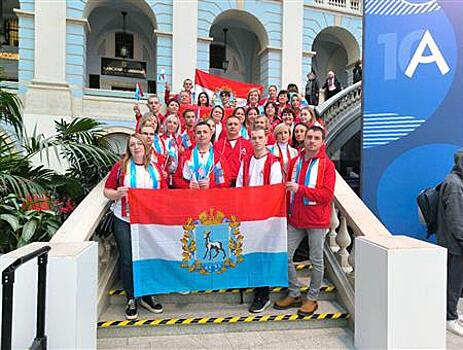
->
[274, 124, 335, 316]
[173, 121, 231, 189]
[214, 115, 253, 187]
[236, 127, 283, 313]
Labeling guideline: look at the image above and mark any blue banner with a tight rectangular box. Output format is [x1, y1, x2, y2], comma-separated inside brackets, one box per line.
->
[362, 0, 463, 239]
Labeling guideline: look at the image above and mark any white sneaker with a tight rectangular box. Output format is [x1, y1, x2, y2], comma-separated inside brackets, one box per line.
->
[459, 311, 463, 321]
[447, 320, 463, 337]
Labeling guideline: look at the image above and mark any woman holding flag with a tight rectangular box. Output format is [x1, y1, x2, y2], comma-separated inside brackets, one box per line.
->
[104, 134, 167, 320]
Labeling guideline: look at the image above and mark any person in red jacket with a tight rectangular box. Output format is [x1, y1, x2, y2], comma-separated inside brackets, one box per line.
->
[274, 124, 335, 316]
[236, 127, 283, 313]
[214, 115, 253, 186]
[173, 121, 231, 189]
[180, 109, 196, 151]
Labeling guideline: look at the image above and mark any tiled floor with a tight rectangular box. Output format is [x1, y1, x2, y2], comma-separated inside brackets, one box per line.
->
[97, 327, 355, 350]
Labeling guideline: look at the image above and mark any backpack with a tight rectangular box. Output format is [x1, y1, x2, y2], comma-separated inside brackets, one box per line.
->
[417, 183, 442, 238]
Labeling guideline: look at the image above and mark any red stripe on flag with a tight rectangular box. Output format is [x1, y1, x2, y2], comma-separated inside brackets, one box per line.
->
[128, 184, 286, 225]
[195, 69, 264, 99]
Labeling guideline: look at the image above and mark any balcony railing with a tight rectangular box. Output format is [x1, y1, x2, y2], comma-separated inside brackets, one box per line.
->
[310, 0, 363, 14]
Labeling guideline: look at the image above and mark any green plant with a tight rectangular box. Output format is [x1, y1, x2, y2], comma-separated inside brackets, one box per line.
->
[0, 194, 62, 253]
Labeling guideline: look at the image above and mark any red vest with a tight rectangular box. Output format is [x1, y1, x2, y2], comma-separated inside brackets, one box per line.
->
[241, 153, 281, 187]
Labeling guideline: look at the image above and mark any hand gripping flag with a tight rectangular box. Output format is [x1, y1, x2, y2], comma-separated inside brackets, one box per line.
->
[135, 82, 144, 101]
[128, 185, 288, 296]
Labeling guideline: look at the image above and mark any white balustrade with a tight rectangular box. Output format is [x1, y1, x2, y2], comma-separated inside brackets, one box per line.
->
[328, 203, 340, 252]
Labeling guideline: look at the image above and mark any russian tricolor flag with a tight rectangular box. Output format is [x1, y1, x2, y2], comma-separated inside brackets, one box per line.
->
[128, 185, 288, 296]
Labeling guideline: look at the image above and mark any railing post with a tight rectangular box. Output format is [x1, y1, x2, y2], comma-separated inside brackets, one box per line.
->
[335, 215, 352, 273]
[30, 254, 49, 350]
[328, 203, 340, 252]
[1, 270, 15, 350]
[348, 239, 356, 286]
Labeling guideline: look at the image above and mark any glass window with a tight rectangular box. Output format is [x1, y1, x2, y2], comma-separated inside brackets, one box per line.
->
[4, 18, 18, 47]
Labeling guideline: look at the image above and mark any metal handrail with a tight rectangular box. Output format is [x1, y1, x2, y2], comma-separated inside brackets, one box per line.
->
[1, 245, 52, 350]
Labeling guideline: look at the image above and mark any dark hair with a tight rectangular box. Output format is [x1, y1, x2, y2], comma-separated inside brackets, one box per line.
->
[268, 84, 278, 91]
[277, 90, 290, 101]
[220, 90, 231, 97]
[168, 98, 180, 108]
[195, 120, 212, 131]
[264, 101, 277, 116]
[182, 108, 195, 118]
[281, 108, 296, 119]
[291, 122, 309, 148]
[246, 106, 260, 117]
[197, 92, 210, 107]
[308, 124, 326, 140]
[210, 105, 224, 120]
[232, 106, 246, 118]
[287, 83, 299, 93]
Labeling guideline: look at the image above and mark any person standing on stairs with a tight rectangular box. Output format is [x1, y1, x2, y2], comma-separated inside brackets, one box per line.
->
[437, 148, 463, 337]
[236, 126, 284, 313]
[103, 134, 167, 320]
[274, 124, 336, 316]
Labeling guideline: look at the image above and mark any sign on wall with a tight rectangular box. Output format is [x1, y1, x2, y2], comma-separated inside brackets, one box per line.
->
[362, 0, 463, 239]
[101, 58, 146, 79]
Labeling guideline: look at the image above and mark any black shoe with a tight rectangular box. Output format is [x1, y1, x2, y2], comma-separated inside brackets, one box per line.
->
[249, 296, 271, 313]
[125, 299, 138, 320]
[139, 296, 163, 314]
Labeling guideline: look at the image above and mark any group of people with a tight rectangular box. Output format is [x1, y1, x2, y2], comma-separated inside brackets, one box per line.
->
[104, 78, 336, 321]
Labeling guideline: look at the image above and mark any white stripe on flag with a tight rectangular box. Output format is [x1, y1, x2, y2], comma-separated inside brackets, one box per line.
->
[131, 217, 287, 261]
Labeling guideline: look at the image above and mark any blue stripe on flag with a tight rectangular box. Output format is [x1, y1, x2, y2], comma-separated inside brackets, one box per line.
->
[133, 252, 288, 297]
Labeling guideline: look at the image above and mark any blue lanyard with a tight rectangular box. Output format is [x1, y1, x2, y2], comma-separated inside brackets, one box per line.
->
[153, 135, 163, 155]
[192, 145, 214, 181]
[294, 156, 317, 205]
[130, 160, 159, 189]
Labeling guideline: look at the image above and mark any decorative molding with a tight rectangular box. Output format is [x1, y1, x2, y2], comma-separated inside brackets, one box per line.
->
[198, 36, 214, 43]
[13, 9, 34, 18]
[154, 30, 173, 38]
[66, 17, 91, 32]
[257, 45, 282, 56]
[303, 50, 317, 57]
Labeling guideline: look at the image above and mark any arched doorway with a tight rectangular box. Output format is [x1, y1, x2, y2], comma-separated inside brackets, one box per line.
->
[0, 0, 19, 81]
[85, 1, 157, 93]
[312, 27, 360, 88]
[104, 127, 132, 156]
[209, 10, 268, 84]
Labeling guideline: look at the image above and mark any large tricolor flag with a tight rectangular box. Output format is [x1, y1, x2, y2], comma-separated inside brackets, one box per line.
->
[194, 69, 264, 107]
[128, 185, 288, 296]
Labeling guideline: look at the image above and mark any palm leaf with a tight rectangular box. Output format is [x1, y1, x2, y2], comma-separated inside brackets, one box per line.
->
[0, 89, 23, 136]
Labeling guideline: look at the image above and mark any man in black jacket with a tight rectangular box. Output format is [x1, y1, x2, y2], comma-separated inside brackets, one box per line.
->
[305, 71, 319, 106]
[437, 148, 463, 336]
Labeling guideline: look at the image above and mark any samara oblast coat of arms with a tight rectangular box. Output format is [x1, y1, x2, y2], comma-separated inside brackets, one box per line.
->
[180, 208, 244, 275]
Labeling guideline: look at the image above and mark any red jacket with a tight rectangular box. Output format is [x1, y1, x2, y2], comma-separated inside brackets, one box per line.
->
[173, 148, 231, 189]
[286, 147, 335, 229]
[214, 137, 253, 183]
[240, 153, 281, 187]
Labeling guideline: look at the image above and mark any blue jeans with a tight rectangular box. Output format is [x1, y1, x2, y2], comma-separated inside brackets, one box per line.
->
[287, 225, 327, 301]
[113, 216, 134, 299]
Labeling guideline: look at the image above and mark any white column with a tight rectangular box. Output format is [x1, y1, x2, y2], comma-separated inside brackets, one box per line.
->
[355, 235, 446, 349]
[282, 0, 303, 89]
[0, 242, 98, 350]
[172, 0, 198, 92]
[34, 0, 67, 83]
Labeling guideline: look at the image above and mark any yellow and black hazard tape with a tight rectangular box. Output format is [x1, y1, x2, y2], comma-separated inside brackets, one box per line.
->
[295, 262, 312, 270]
[98, 312, 350, 328]
[109, 285, 335, 297]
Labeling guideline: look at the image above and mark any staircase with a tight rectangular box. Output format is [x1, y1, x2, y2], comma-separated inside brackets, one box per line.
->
[97, 262, 350, 338]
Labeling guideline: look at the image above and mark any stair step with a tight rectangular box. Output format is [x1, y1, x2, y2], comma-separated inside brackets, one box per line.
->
[98, 300, 349, 337]
[108, 277, 335, 304]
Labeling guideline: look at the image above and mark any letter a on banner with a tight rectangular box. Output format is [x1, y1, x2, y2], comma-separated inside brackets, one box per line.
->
[405, 30, 450, 78]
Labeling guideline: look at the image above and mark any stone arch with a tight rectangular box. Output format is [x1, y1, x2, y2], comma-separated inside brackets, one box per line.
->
[312, 26, 361, 87]
[103, 126, 132, 156]
[208, 9, 269, 84]
[84, 0, 158, 92]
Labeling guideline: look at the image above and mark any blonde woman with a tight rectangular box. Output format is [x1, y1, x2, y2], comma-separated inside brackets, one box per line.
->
[268, 123, 298, 175]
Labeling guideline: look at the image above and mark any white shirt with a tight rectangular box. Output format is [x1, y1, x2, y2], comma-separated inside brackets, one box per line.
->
[236, 154, 283, 187]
